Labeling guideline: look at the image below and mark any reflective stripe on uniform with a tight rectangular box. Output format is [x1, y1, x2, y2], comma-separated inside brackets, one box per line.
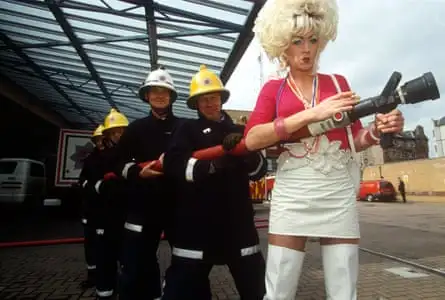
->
[172, 247, 203, 260]
[87, 265, 96, 270]
[241, 244, 261, 256]
[95, 180, 103, 194]
[122, 162, 136, 179]
[124, 222, 143, 233]
[185, 158, 197, 182]
[82, 180, 88, 188]
[248, 153, 264, 177]
[96, 289, 113, 297]
[172, 244, 261, 260]
[81, 218, 87, 225]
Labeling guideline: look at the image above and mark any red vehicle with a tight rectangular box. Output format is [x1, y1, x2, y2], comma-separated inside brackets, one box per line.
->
[357, 180, 397, 202]
[265, 175, 275, 201]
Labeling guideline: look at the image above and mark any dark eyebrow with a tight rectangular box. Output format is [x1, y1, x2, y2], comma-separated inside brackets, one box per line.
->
[292, 35, 317, 40]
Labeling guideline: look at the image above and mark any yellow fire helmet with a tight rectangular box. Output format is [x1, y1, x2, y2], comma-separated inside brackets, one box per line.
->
[187, 64, 230, 110]
[103, 108, 129, 132]
[92, 124, 104, 137]
[138, 67, 177, 102]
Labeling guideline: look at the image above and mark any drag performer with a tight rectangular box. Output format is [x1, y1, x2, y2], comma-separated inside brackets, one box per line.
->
[89, 109, 129, 299]
[78, 124, 105, 288]
[244, 0, 405, 299]
[162, 65, 266, 300]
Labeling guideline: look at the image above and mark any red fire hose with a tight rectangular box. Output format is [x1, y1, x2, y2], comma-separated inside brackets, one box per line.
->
[0, 232, 166, 249]
[102, 127, 316, 180]
[0, 140, 269, 249]
[0, 219, 269, 249]
[104, 140, 248, 180]
[0, 238, 85, 248]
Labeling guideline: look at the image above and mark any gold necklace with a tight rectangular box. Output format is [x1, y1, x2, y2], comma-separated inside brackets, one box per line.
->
[287, 75, 319, 109]
[285, 74, 321, 154]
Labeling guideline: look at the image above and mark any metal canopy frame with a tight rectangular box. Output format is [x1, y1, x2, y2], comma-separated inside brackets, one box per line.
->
[0, 0, 265, 129]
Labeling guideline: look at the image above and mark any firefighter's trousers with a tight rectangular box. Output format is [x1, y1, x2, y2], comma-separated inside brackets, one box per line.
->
[82, 218, 97, 286]
[95, 226, 121, 299]
[119, 222, 163, 300]
[162, 252, 266, 300]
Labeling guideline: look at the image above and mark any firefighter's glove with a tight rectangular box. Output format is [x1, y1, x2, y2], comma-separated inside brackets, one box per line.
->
[222, 133, 243, 152]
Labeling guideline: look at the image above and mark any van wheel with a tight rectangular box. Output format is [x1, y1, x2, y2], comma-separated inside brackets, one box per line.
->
[366, 195, 373, 202]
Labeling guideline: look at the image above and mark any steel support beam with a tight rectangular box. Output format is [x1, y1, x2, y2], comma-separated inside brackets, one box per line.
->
[0, 12, 233, 53]
[1, 59, 193, 96]
[156, 3, 243, 31]
[16, 0, 145, 20]
[46, 0, 117, 109]
[0, 34, 149, 50]
[160, 28, 235, 39]
[145, 1, 158, 70]
[0, 28, 235, 51]
[0, 62, 170, 117]
[220, 0, 266, 84]
[183, 0, 250, 15]
[0, 31, 95, 125]
[156, 22, 236, 43]
[6, 64, 140, 90]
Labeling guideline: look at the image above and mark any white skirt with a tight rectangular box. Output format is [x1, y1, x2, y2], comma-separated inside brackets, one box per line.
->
[269, 136, 360, 239]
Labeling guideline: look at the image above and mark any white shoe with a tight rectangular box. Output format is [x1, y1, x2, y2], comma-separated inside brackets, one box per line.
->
[322, 244, 358, 300]
[263, 245, 305, 300]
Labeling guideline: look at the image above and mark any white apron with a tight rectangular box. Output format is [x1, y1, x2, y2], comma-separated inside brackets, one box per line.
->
[269, 135, 360, 238]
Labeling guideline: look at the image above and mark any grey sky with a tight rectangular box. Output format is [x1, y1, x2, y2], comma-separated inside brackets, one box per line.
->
[226, 0, 445, 157]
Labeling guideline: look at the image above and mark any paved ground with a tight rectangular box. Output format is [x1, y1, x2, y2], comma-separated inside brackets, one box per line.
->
[1, 201, 445, 299]
[403, 195, 445, 203]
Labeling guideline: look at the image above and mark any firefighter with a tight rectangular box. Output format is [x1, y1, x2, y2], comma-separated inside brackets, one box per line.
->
[89, 108, 129, 299]
[162, 65, 267, 300]
[78, 124, 105, 288]
[112, 67, 188, 300]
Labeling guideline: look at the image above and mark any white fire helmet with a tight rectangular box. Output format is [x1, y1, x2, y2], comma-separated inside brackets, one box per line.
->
[138, 67, 178, 102]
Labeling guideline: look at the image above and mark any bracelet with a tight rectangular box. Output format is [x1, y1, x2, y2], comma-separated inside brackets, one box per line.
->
[365, 123, 380, 144]
[273, 117, 291, 140]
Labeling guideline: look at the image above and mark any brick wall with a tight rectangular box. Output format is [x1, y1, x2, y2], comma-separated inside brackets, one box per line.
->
[363, 157, 445, 196]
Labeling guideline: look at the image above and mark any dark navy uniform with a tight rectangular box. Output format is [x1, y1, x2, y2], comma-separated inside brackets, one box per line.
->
[162, 112, 267, 300]
[113, 111, 185, 300]
[88, 144, 127, 299]
[78, 148, 102, 288]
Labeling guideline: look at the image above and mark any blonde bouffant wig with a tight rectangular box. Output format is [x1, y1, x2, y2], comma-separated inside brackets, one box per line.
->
[253, 0, 339, 71]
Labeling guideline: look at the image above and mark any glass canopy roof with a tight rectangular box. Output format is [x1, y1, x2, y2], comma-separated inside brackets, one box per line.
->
[0, 0, 264, 129]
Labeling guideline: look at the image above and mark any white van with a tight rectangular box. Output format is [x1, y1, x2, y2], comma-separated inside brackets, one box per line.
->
[0, 158, 46, 206]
